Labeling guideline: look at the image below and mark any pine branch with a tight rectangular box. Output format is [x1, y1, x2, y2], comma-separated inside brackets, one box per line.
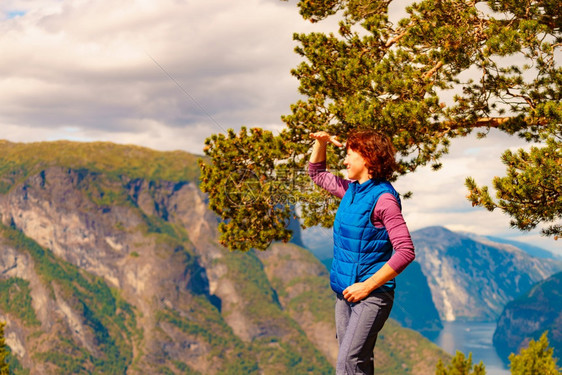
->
[505, 89, 535, 109]
[442, 116, 551, 131]
[385, 29, 409, 47]
[423, 61, 444, 80]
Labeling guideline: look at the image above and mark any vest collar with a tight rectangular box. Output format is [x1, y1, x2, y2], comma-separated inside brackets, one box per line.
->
[352, 178, 384, 192]
[348, 178, 385, 204]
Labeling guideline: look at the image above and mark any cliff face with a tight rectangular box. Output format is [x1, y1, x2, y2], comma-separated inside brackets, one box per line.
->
[0, 140, 447, 375]
[0, 165, 258, 374]
[493, 271, 562, 363]
[390, 261, 443, 338]
[412, 226, 562, 322]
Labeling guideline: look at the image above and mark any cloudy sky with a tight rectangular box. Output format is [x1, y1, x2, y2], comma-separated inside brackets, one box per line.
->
[0, 0, 559, 254]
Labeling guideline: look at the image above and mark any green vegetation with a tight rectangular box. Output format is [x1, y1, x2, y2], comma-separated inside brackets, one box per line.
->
[435, 352, 485, 375]
[6, 356, 28, 375]
[509, 331, 560, 375]
[200, 0, 562, 251]
[158, 305, 232, 350]
[222, 251, 279, 313]
[466, 139, 561, 238]
[33, 340, 89, 374]
[434, 331, 561, 374]
[77, 170, 131, 208]
[250, 337, 334, 375]
[0, 322, 29, 375]
[172, 360, 201, 375]
[0, 224, 138, 374]
[0, 278, 40, 326]
[0, 140, 201, 194]
[141, 213, 189, 244]
[157, 366, 175, 375]
[0, 322, 9, 375]
[157, 304, 260, 375]
[284, 276, 334, 323]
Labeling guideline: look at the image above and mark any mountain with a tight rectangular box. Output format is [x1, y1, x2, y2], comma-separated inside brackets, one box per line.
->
[493, 271, 562, 363]
[412, 226, 562, 322]
[461, 232, 562, 260]
[390, 261, 443, 339]
[0, 140, 448, 374]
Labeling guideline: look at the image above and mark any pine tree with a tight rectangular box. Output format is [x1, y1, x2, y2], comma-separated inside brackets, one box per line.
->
[0, 322, 10, 375]
[435, 351, 486, 375]
[199, 0, 562, 251]
[509, 331, 561, 375]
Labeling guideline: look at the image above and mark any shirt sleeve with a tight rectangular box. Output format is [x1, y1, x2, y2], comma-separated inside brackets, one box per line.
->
[308, 161, 350, 199]
[372, 193, 415, 274]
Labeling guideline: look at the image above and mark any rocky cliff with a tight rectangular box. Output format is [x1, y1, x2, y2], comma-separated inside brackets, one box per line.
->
[0, 140, 448, 374]
[412, 226, 562, 322]
[390, 261, 443, 338]
[493, 271, 562, 363]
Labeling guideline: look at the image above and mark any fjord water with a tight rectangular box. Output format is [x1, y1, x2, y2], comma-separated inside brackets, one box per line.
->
[433, 321, 509, 375]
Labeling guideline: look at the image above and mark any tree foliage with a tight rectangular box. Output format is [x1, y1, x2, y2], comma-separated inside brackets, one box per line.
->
[435, 351, 486, 375]
[434, 334, 562, 375]
[0, 322, 9, 375]
[466, 137, 561, 238]
[464, 0, 562, 238]
[508, 331, 561, 375]
[199, 0, 562, 251]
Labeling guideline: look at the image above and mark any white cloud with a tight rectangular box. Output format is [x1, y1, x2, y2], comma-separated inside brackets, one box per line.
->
[0, 0, 323, 150]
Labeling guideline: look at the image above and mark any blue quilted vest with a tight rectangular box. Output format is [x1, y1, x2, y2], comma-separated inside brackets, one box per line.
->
[331, 178, 401, 294]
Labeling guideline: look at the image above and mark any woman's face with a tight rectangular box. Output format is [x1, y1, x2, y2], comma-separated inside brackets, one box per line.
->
[344, 147, 370, 183]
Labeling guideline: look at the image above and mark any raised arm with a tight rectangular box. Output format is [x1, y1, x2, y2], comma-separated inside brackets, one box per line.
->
[308, 132, 349, 198]
[309, 131, 343, 163]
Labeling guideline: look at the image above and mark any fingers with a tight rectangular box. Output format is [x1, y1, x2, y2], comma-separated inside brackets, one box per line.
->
[343, 284, 367, 302]
[310, 131, 343, 147]
[342, 287, 354, 302]
[343, 291, 356, 303]
[330, 136, 343, 147]
[310, 131, 330, 141]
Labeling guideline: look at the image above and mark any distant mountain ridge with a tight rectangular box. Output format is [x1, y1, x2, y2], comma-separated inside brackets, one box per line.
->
[461, 232, 561, 260]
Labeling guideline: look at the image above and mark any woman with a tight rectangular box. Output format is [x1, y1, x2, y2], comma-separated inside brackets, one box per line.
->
[308, 130, 415, 375]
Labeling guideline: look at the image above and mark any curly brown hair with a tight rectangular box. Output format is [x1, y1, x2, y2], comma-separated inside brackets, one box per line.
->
[346, 130, 397, 180]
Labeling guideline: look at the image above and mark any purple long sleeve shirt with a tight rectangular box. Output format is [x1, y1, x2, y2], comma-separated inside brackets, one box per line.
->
[309, 161, 415, 273]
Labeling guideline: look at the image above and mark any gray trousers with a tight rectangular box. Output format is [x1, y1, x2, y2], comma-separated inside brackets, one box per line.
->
[335, 291, 394, 375]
